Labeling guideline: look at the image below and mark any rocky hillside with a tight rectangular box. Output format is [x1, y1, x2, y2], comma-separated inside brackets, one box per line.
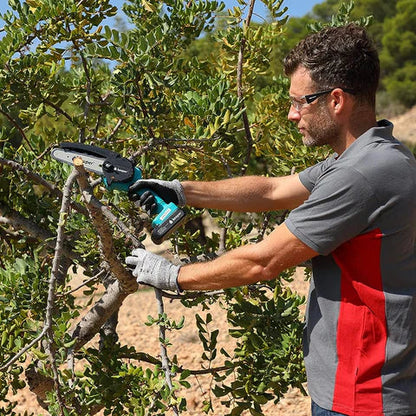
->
[390, 106, 416, 143]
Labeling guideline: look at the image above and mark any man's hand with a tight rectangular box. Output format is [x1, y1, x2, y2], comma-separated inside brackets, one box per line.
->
[125, 248, 182, 292]
[128, 179, 186, 214]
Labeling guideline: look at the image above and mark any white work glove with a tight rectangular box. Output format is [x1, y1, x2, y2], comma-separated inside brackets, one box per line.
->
[125, 248, 182, 292]
[128, 179, 186, 215]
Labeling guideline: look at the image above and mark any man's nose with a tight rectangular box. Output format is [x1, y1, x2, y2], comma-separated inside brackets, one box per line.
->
[288, 105, 301, 122]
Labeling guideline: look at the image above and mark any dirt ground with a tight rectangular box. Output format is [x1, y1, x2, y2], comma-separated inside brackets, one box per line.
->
[4, 106, 416, 415]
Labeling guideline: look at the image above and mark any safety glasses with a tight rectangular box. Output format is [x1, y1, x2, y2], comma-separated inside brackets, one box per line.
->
[289, 88, 355, 111]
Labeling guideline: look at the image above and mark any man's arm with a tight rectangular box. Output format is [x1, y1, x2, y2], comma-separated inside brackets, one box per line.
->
[182, 174, 310, 212]
[129, 174, 310, 214]
[177, 222, 317, 291]
[126, 175, 314, 291]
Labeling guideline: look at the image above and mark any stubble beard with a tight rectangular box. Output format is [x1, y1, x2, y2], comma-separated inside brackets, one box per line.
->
[301, 104, 341, 148]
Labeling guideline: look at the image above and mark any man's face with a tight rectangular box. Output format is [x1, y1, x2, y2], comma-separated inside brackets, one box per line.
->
[288, 67, 340, 148]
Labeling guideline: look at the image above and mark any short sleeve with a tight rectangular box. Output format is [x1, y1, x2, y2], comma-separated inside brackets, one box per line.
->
[286, 166, 378, 255]
[298, 158, 335, 192]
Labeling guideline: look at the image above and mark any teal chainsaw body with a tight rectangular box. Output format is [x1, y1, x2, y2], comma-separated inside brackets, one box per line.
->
[51, 142, 186, 244]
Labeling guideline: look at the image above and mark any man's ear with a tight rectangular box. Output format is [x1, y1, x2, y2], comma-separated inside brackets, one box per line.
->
[330, 88, 348, 114]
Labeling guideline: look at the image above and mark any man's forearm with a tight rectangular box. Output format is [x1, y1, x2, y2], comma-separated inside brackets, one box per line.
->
[177, 223, 317, 291]
[177, 243, 269, 290]
[182, 175, 309, 212]
[182, 176, 277, 212]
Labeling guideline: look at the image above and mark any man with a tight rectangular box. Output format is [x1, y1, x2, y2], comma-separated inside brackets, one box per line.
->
[126, 24, 416, 416]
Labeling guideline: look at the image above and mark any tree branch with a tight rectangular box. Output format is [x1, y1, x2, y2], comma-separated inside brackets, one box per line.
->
[45, 169, 81, 414]
[154, 288, 179, 415]
[135, 72, 157, 141]
[73, 157, 141, 293]
[236, 0, 256, 175]
[42, 98, 75, 124]
[71, 278, 130, 351]
[0, 157, 89, 216]
[0, 201, 83, 263]
[0, 107, 34, 152]
[57, 270, 105, 298]
[121, 351, 230, 375]
[68, 157, 138, 351]
[2, 169, 79, 410]
[107, 118, 124, 142]
[0, 329, 47, 372]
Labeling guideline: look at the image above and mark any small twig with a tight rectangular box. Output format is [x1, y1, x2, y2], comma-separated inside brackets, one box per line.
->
[72, 44, 92, 142]
[153, 288, 223, 300]
[236, 0, 256, 175]
[0, 107, 34, 152]
[154, 288, 179, 416]
[257, 212, 271, 242]
[57, 270, 106, 298]
[220, 155, 233, 178]
[0, 329, 47, 371]
[107, 118, 123, 142]
[219, 211, 233, 254]
[135, 72, 157, 141]
[33, 143, 56, 162]
[42, 98, 75, 124]
[120, 350, 230, 375]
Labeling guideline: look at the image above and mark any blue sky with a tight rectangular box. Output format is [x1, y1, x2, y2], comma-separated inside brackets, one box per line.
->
[282, 0, 321, 17]
[0, 0, 321, 20]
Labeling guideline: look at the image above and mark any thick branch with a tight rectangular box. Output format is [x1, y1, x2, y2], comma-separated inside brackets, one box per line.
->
[67, 158, 142, 350]
[71, 278, 129, 350]
[73, 157, 140, 293]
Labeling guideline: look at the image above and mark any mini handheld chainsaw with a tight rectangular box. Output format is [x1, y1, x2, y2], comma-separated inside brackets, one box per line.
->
[51, 142, 186, 244]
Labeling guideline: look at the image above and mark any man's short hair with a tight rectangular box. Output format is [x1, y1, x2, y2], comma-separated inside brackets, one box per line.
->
[284, 24, 380, 106]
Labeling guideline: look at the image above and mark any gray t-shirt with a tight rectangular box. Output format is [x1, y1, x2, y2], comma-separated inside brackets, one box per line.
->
[286, 120, 416, 415]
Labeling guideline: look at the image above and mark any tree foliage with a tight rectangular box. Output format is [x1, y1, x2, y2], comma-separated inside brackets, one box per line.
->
[380, 0, 416, 107]
[0, 0, 346, 415]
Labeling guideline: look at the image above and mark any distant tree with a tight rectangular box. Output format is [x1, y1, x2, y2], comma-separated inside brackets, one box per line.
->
[380, 0, 416, 107]
[349, 0, 396, 46]
[269, 1, 372, 79]
[310, 0, 341, 21]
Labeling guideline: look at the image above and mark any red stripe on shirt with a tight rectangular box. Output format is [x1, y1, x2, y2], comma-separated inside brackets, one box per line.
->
[332, 229, 387, 415]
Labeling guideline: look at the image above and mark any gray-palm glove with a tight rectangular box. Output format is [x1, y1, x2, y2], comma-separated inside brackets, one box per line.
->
[125, 248, 182, 292]
[128, 179, 186, 215]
